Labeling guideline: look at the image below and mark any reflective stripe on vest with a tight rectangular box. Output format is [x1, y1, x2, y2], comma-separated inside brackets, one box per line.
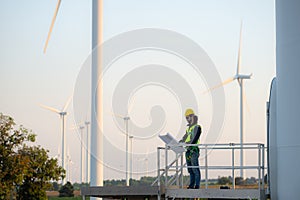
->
[185, 124, 200, 144]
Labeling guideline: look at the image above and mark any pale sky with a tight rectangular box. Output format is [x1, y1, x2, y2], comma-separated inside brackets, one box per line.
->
[0, 0, 275, 182]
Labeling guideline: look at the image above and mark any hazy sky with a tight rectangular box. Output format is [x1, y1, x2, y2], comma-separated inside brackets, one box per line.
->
[0, 0, 275, 182]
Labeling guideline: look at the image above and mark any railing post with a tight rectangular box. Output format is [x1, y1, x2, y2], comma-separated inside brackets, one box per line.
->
[176, 153, 179, 187]
[180, 152, 184, 188]
[165, 144, 168, 190]
[258, 144, 261, 190]
[205, 144, 208, 189]
[262, 144, 265, 190]
[157, 147, 161, 200]
[231, 143, 235, 189]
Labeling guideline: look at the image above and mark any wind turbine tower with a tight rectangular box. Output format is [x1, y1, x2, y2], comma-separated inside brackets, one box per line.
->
[79, 125, 85, 183]
[85, 121, 90, 184]
[112, 113, 131, 186]
[234, 23, 252, 178]
[206, 22, 252, 178]
[40, 97, 71, 185]
[91, 0, 104, 189]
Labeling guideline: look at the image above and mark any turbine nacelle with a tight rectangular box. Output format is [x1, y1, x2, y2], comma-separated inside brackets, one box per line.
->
[234, 73, 252, 80]
[59, 111, 67, 116]
[123, 116, 130, 121]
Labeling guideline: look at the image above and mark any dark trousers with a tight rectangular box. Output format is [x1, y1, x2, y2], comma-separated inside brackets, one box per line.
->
[186, 149, 201, 188]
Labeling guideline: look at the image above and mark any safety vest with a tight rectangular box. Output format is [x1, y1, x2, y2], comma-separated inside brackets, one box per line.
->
[185, 124, 200, 145]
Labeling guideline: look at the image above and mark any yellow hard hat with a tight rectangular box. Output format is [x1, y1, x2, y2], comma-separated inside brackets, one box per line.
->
[185, 108, 194, 117]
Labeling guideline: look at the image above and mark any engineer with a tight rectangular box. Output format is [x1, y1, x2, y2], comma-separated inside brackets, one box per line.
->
[180, 108, 202, 189]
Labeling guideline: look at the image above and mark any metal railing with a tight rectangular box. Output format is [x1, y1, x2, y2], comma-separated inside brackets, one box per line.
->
[153, 143, 266, 199]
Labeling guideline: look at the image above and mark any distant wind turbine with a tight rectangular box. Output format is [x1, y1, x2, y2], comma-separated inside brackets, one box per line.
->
[129, 135, 133, 182]
[85, 121, 90, 184]
[144, 148, 149, 177]
[138, 148, 149, 177]
[112, 112, 131, 186]
[71, 124, 85, 183]
[54, 145, 61, 161]
[40, 96, 72, 185]
[43, 0, 103, 190]
[205, 22, 252, 178]
[66, 147, 73, 182]
[111, 98, 135, 186]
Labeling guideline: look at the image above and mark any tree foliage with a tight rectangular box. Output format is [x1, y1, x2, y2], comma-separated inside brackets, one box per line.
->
[235, 177, 244, 185]
[59, 181, 74, 197]
[17, 146, 65, 199]
[0, 113, 65, 199]
[217, 176, 231, 185]
[0, 114, 34, 199]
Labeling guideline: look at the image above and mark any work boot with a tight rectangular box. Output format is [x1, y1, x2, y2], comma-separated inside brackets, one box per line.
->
[194, 185, 200, 189]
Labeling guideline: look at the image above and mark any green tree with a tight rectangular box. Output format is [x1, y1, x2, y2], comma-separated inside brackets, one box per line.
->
[217, 176, 231, 185]
[0, 113, 65, 199]
[52, 182, 60, 191]
[0, 114, 35, 199]
[235, 177, 244, 185]
[16, 146, 65, 200]
[59, 181, 74, 197]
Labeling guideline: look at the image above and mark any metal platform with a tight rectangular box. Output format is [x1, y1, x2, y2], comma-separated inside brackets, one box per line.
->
[166, 188, 265, 199]
[81, 186, 160, 199]
[81, 186, 266, 200]
[81, 143, 267, 200]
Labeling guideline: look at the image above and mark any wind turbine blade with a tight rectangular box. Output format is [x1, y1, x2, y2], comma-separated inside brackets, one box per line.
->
[236, 21, 243, 75]
[70, 122, 85, 131]
[62, 95, 72, 112]
[70, 124, 79, 131]
[43, 0, 62, 53]
[110, 111, 125, 119]
[146, 147, 149, 158]
[127, 96, 136, 115]
[40, 104, 60, 114]
[69, 126, 78, 131]
[203, 77, 235, 94]
[57, 145, 61, 158]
